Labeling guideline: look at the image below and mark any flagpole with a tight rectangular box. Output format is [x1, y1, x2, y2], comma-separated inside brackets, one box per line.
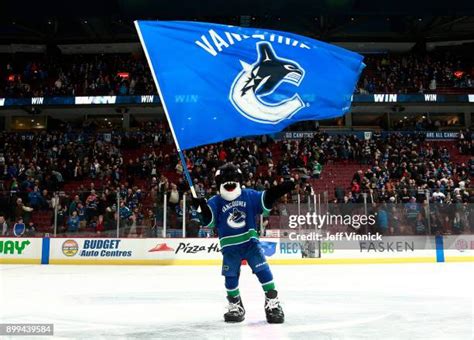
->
[135, 20, 197, 199]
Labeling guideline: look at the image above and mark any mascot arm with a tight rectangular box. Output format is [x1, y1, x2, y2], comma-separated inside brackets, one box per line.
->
[263, 180, 296, 209]
[192, 197, 214, 227]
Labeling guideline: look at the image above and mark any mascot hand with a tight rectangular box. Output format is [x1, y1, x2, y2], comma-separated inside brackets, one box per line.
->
[283, 177, 296, 189]
[192, 197, 207, 212]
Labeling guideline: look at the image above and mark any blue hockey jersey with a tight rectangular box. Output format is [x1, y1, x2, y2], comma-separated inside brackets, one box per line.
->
[206, 189, 271, 252]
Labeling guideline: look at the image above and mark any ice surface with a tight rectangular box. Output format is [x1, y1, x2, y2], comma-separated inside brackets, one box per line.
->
[0, 263, 472, 339]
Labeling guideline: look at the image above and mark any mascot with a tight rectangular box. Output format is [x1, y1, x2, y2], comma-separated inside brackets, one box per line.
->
[194, 163, 295, 323]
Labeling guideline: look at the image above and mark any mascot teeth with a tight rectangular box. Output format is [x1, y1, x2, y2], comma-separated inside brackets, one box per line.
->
[223, 181, 237, 192]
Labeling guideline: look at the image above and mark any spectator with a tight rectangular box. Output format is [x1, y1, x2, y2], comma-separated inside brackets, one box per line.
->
[28, 186, 43, 210]
[67, 211, 80, 233]
[119, 201, 132, 228]
[85, 190, 98, 222]
[14, 198, 33, 224]
[415, 213, 427, 235]
[311, 160, 322, 179]
[376, 204, 389, 235]
[68, 195, 82, 215]
[95, 215, 105, 234]
[0, 215, 8, 236]
[13, 218, 26, 237]
[77, 203, 86, 229]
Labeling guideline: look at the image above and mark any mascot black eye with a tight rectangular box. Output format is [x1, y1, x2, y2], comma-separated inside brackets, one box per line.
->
[284, 64, 297, 71]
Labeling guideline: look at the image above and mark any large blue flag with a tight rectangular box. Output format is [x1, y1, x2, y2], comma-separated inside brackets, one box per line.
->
[136, 21, 365, 150]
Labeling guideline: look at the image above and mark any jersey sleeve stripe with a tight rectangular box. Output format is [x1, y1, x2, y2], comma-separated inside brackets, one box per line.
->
[203, 204, 215, 228]
[261, 191, 271, 216]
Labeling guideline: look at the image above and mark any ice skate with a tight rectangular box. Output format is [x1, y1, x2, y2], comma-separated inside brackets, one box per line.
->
[224, 295, 245, 323]
[264, 290, 284, 324]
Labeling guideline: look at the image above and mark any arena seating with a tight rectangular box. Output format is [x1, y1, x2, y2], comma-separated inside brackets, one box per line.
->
[2, 52, 472, 98]
[1, 128, 472, 236]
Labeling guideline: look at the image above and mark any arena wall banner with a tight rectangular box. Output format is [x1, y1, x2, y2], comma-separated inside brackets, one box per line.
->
[49, 238, 301, 265]
[316, 236, 438, 264]
[0, 95, 161, 107]
[442, 235, 474, 262]
[3, 236, 472, 265]
[50, 238, 219, 265]
[0, 93, 473, 108]
[277, 130, 473, 141]
[0, 238, 44, 264]
[47, 237, 446, 265]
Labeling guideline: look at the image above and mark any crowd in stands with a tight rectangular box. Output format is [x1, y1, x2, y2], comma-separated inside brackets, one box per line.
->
[0, 124, 173, 237]
[458, 130, 474, 156]
[338, 131, 473, 235]
[1, 54, 155, 98]
[0, 124, 472, 237]
[1, 51, 472, 98]
[341, 132, 473, 204]
[357, 53, 473, 94]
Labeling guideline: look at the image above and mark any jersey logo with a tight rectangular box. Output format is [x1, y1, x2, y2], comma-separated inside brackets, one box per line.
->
[227, 208, 247, 229]
[230, 41, 305, 124]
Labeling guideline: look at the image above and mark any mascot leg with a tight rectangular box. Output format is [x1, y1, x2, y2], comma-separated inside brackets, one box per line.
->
[222, 253, 245, 323]
[247, 243, 285, 324]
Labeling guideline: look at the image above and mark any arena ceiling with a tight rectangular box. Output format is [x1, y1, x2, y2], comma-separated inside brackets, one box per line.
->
[1, 0, 474, 44]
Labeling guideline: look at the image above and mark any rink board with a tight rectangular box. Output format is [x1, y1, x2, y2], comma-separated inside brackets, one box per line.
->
[48, 238, 302, 265]
[0, 238, 43, 264]
[317, 236, 437, 262]
[1, 236, 472, 265]
[46, 236, 460, 265]
[442, 235, 474, 262]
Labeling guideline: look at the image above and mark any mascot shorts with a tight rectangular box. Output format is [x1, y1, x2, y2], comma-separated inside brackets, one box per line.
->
[221, 241, 269, 277]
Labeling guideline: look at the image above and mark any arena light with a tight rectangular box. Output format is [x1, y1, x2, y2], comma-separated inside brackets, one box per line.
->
[454, 71, 464, 79]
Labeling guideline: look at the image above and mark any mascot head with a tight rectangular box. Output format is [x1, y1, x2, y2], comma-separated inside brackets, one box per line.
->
[215, 163, 243, 201]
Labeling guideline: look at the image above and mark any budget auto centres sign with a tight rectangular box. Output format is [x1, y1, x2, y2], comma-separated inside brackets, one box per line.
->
[51, 239, 136, 262]
[59, 239, 133, 258]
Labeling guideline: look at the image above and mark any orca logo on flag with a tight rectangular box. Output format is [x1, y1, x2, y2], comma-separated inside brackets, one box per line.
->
[230, 42, 305, 124]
